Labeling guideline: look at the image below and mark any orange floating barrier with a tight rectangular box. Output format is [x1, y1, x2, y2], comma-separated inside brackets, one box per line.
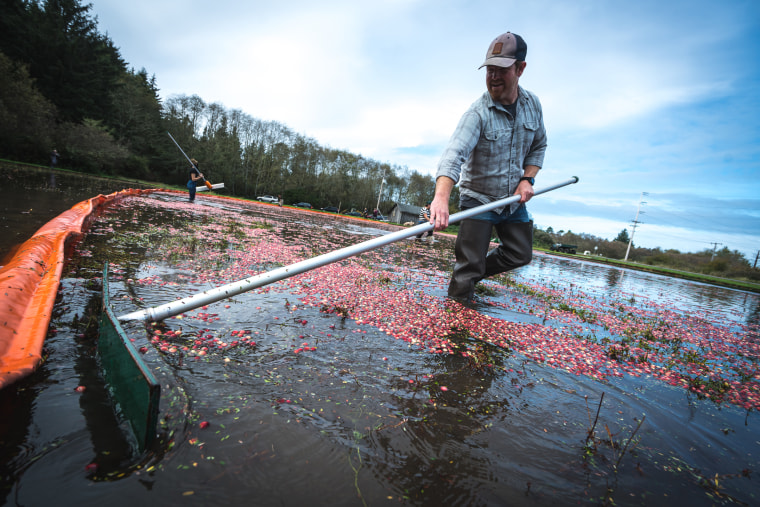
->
[0, 188, 156, 389]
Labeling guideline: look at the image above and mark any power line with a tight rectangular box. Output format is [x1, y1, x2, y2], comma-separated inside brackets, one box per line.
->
[629, 196, 758, 256]
[642, 214, 757, 253]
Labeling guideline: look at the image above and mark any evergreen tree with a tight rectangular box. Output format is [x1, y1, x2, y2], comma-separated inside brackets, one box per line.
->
[109, 68, 169, 178]
[0, 1, 33, 64]
[35, 0, 126, 122]
[0, 50, 57, 159]
[0, 0, 126, 123]
[614, 229, 631, 244]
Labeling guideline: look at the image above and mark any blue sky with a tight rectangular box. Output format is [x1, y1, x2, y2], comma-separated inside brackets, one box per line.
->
[89, 0, 760, 261]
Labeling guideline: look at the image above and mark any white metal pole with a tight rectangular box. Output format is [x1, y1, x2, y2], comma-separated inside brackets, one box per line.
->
[624, 192, 647, 261]
[118, 177, 579, 321]
[375, 178, 385, 212]
[167, 131, 197, 169]
[376, 166, 387, 213]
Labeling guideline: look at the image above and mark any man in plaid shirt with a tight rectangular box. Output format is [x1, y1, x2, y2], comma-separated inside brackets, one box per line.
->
[429, 31, 547, 301]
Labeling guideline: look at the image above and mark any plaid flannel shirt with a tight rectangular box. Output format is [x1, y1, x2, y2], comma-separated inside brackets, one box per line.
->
[435, 86, 547, 215]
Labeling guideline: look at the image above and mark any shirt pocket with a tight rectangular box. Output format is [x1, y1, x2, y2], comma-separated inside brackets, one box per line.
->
[484, 127, 508, 142]
[519, 120, 538, 148]
[480, 126, 511, 161]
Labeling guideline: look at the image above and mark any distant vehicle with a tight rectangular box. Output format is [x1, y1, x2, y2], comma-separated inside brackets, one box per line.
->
[346, 210, 362, 217]
[321, 206, 339, 213]
[371, 213, 387, 221]
[551, 243, 577, 254]
[294, 202, 312, 209]
[257, 195, 278, 204]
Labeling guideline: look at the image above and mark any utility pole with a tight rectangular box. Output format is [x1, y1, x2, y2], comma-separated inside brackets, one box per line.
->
[754, 250, 759, 269]
[624, 192, 648, 261]
[375, 178, 386, 212]
[709, 242, 723, 261]
[375, 167, 387, 213]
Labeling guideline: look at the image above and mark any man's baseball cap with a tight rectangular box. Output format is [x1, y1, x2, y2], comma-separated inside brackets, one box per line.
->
[478, 32, 527, 69]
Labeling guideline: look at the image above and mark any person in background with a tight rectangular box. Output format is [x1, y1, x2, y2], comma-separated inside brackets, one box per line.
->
[416, 202, 433, 240]
[48, 149, 60, 188]
[187, 158, 204, 202]
[278, 195, 283, 207]
[428, 31, 547, 300]
[49, 149, 59, 169]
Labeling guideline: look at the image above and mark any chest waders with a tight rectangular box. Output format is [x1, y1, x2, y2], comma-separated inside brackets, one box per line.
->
[448, 218, 533, 300]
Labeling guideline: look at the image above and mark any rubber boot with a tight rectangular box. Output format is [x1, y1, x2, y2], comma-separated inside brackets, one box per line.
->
[447, 219, 494, 300]
[484, 220, 534, 278]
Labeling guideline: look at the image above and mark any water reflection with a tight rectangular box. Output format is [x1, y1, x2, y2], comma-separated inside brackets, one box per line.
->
[741, 293, 760, 339]
[0, 370, 40, 506]
[606, 266, 625, 289]
[0, 165, 153, 262]
[521, 253, 758, 327]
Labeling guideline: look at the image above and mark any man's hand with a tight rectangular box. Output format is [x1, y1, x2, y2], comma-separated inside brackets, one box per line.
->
[429, 176, 455, 230]
[515, 166, 539, 203]
[514, 179, 534, 203]
[429, 197, 449, 230]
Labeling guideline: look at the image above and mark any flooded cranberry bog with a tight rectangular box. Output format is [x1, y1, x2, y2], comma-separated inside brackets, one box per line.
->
[2, 190, 759, 506]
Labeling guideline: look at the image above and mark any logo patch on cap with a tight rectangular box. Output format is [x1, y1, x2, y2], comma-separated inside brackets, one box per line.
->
[492, 42, 503, 56]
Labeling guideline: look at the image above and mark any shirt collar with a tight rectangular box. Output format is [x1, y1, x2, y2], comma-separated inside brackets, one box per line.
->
[485, 85, 525, 112]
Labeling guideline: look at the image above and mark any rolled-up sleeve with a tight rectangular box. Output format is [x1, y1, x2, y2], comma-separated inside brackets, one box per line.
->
[523, 97, 547, 169]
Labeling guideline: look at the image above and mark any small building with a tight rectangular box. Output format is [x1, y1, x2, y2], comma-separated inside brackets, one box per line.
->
[388, 203, 422, 225]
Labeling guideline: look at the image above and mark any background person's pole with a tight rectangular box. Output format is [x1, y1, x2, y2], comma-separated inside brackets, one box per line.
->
[167, 131, 213, 190]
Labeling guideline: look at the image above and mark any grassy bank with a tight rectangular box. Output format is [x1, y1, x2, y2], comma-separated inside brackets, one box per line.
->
[537, 248, 760, 294]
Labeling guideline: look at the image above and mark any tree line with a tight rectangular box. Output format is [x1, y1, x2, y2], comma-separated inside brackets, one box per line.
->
[0, 1, 756, 281]
[0, 0, 449, 214]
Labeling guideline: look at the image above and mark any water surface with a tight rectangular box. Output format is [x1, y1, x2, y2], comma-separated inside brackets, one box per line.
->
[1, 174, 758, 506]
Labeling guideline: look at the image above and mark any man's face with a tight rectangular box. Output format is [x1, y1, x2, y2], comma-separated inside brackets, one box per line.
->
[485, 62, 525, 105]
